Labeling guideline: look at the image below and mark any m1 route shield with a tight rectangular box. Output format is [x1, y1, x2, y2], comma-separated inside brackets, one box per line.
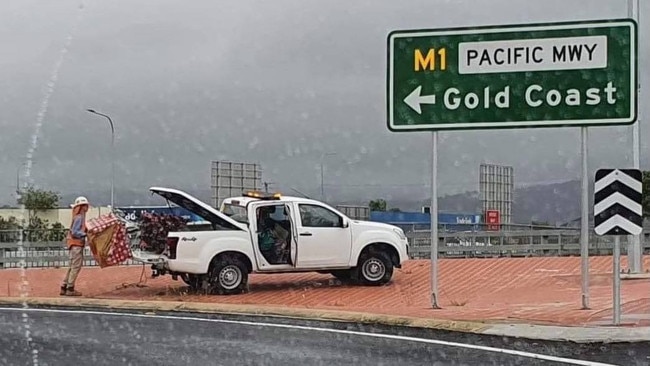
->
[386, 19, 637, 131]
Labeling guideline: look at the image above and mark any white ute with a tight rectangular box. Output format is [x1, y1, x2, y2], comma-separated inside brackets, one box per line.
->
[133, 187, 410, 295]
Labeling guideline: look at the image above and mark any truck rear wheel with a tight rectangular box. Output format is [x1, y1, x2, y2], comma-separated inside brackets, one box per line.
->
[353, 250, 393, 286]
[181, 274, 205, 292]
[330, 270, 353, 283]
[207, 255, 248, 295]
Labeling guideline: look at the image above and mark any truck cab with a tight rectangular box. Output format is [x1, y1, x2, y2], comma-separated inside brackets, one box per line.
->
[136, 187, 409, 295]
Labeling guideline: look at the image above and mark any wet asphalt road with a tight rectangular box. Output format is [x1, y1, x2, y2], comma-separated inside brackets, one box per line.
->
[0, 306, 647, 366]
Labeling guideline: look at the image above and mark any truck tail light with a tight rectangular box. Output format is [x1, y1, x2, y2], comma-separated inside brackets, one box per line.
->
[166, 237, 180, 259]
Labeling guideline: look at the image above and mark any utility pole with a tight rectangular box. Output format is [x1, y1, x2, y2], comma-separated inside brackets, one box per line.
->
[263, 181, 275, 193]
[320, 152, 337, 200]
[16, 166, 21, 195]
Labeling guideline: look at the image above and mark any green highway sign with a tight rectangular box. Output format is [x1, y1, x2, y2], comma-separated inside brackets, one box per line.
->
[386, 19, 637, 131]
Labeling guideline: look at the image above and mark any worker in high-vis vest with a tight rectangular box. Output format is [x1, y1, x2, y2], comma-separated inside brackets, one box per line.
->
[60, 196, 90, 296]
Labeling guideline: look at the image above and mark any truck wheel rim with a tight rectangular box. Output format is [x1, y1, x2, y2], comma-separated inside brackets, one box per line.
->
[219, 265, 242, 289]
[362, 258, 385, 281]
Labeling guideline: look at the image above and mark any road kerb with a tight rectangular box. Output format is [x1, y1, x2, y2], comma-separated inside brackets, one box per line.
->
[0, 296, 489, 333]
[2, 297, 648, 343]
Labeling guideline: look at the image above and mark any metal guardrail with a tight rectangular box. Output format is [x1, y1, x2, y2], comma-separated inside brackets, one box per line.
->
[1, 228, 649, 268]
[0, 229, 68, 243]
[1, 210, 141, 269]
[389, 222, 576, 233]
[407, 229, 650, 259]
[0, 240, 141, 269]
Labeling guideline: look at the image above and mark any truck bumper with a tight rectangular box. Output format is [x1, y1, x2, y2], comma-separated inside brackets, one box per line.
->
[131, 249, 168, 265]
[400, 239, 410, 266]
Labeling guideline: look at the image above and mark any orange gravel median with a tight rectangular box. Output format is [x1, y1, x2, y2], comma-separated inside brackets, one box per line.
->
[1, 256, 648, 327]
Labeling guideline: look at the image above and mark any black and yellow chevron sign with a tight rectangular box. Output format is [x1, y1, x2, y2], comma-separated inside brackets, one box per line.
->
[594, 169, 643, 236]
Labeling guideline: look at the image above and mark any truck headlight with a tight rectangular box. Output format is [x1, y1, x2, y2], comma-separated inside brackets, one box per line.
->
[393, 228, 406, 240]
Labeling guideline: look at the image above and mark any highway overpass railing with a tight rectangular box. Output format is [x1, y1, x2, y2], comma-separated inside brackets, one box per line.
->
[1, 227, 649, 268]
[0, 241, 142, 269]
[0, 229, 139, 269]
[405, 229, 650, 259]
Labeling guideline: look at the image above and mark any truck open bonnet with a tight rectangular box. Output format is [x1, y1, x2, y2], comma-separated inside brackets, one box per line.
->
[149, 187, 246, 231]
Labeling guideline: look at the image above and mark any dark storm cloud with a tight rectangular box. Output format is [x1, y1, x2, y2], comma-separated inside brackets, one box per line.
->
[0, 0, 647, 204]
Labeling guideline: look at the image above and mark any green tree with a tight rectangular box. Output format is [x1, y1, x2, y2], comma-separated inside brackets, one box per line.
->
[643, 170, 650, 217]
[22, 216, 66, 242]
[16, 186, 61, 230]
[0, 216, 21, 230]
[17, 186, 60, 211]
[388, 207, 402, 212]
[0, 216, 22, 243]
[369, 199, 387, 212]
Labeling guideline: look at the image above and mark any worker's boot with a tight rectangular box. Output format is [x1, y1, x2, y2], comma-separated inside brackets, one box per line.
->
[65, 287, 82, 296]
[60, 285, 67, 296]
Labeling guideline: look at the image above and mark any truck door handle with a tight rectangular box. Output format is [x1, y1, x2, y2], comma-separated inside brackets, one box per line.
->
[300, 232, 312, 236]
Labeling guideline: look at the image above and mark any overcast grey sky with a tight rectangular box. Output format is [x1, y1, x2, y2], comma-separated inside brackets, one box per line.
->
[1, 0, 648, 205]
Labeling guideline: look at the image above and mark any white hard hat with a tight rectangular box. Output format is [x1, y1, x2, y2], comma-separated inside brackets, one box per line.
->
[71, 196, 90, 208]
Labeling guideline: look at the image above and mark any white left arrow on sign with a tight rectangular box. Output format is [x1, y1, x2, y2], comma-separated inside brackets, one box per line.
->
[403, 86, 436, 114]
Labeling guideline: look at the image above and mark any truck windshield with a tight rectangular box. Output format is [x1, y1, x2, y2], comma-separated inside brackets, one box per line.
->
[222, 203, 248, 223]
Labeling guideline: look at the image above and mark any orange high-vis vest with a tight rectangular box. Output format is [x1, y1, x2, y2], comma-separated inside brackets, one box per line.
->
[66, 212, 87, 248]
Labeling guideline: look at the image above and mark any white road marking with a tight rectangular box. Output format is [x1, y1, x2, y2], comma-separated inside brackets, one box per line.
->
[0, 307, 617, 366]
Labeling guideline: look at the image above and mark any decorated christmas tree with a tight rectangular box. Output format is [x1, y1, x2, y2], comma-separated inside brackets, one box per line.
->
[138, 212, 188, 254]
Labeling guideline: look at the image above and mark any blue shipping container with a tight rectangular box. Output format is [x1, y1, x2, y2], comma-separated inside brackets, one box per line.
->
[369, 211, 481, 225]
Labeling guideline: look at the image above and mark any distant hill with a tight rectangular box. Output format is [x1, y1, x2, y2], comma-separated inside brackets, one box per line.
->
[427, 180, 585, 226]
[8, 179, 588, 226]
[326, 179, 587, 226]
[512, 180, 585, 226]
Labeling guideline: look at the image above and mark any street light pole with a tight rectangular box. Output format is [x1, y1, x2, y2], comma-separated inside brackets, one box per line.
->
[16, 163, 26, 203]
[86, 109, 115, 209]
[320, 152, 336, 201]
[16, 165, 22, 195]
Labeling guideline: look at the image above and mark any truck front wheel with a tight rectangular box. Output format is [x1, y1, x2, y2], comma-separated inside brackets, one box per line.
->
[353, 250, 393, 286]
[207, 255, 248, 295]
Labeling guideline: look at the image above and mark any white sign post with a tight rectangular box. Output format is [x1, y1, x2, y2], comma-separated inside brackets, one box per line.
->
[594, 168, 644, 325]
[387, 20, 637, 310]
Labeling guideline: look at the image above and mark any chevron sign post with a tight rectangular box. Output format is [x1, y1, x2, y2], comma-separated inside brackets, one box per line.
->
[594, 168, 643, 325]
[594, 169, 643, 236]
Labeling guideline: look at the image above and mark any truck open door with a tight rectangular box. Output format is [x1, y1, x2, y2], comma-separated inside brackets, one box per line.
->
[285, 203, 298, 267]
[250, 201, 296, 270]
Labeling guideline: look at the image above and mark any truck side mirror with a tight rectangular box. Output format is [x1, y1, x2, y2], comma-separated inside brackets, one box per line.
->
[341, 218, 349, 228]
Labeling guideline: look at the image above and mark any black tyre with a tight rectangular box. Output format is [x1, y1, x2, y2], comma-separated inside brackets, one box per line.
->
[181, 274, 205, 291]
[207, 255, 248, 295]
[352, 250, 393, 286]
